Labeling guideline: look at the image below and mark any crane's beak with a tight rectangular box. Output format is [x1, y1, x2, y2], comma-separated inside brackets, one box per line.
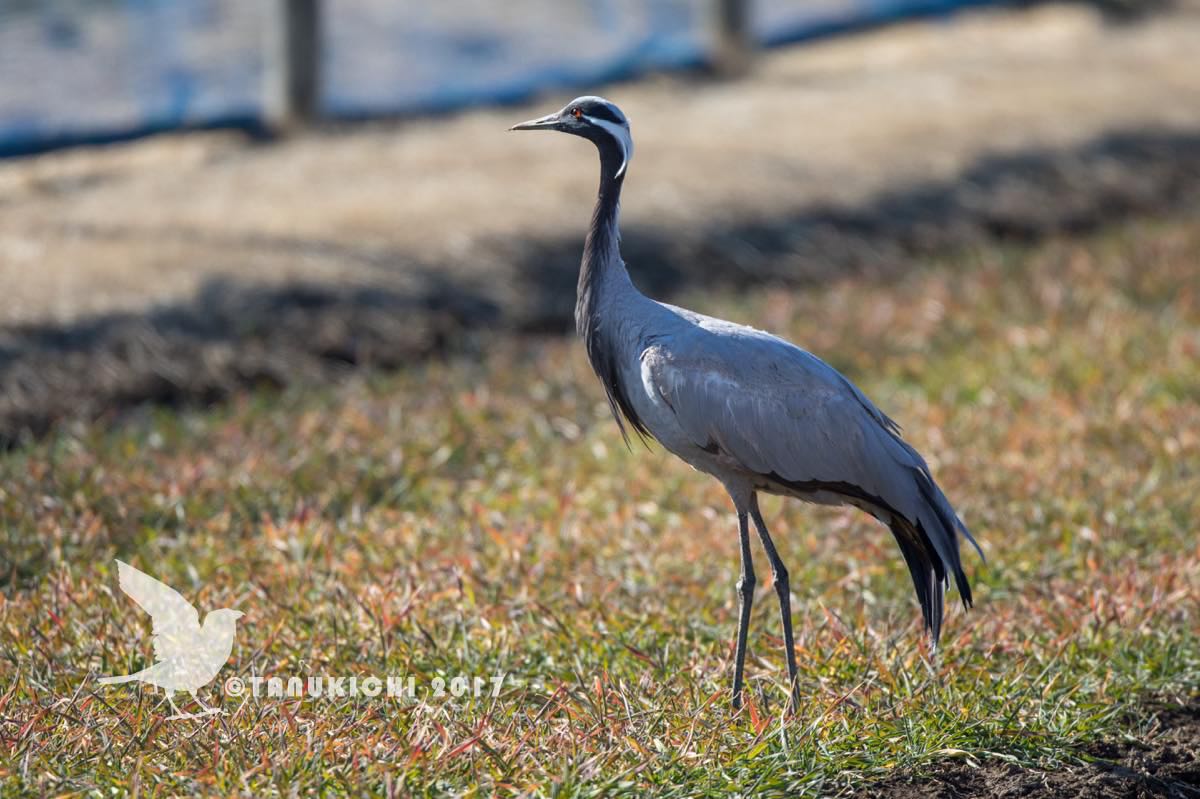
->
[509, 112, 562, 132]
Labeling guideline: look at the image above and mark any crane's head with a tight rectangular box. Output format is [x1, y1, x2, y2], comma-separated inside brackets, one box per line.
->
[510, 96, 634, 179]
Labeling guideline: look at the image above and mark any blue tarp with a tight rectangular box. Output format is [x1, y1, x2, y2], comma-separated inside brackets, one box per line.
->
[0, 0, 1005, 157]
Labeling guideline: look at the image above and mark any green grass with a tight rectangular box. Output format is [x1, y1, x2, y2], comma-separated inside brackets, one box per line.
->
[2, 214, 1199, 796]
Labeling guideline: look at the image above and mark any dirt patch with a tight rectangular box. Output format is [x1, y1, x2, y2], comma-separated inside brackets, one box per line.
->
[867, 699, 1200, 799]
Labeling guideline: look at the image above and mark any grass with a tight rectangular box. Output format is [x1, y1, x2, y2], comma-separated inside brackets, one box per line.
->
[2, 213, 1199, 796]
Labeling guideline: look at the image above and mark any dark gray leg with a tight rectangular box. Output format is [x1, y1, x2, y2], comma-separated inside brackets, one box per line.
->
[732, 510, 756, 710]
[750, 496, 800, 713]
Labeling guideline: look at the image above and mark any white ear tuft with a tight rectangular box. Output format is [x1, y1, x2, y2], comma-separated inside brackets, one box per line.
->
[584, 114, 633, 179]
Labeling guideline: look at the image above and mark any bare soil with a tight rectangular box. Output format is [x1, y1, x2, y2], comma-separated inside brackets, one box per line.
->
[868, 699, 1200, 799]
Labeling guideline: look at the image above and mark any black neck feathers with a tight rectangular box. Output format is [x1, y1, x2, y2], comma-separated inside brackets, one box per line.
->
[575, 140, 649, 444]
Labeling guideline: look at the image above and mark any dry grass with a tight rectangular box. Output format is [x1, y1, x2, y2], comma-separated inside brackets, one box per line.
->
[1, 213, 1198, 796]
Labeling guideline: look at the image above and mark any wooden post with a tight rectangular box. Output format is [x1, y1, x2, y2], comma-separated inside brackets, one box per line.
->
[711, 0, 753, 76]
[263, 0, 321, 132]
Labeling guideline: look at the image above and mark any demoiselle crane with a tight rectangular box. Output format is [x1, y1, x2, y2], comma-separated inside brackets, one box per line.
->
[511, 96, 981, 712]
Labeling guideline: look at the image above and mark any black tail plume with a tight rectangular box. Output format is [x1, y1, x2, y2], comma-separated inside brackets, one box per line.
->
[889, 517, 950, 642]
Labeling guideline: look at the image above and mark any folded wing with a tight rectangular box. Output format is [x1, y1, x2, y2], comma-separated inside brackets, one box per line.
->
[643, 326, 979, 639]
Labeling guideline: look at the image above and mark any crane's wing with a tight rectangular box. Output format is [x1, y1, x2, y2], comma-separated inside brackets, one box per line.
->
[114, 560, 202, 663]
[642, 321, 980, 640]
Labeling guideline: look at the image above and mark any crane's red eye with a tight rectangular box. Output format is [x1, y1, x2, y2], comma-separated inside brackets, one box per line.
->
[572, 108, 582, 119]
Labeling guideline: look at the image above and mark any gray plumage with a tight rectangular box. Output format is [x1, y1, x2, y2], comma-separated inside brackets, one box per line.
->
[512, 96, 981, 712]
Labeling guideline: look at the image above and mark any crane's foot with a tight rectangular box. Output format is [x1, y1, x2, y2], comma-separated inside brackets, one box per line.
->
[786, 687, 801, 717]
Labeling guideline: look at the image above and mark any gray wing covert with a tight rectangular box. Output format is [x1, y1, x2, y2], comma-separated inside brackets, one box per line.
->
[643, 333, 921, 520]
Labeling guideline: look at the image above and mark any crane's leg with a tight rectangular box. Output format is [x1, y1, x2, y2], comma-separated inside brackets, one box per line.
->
[732, 509, 756, 710]
[750, 495, 801, 713]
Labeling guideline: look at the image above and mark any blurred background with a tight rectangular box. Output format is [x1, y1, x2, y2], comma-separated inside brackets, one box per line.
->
[0, 0, 1010, 154]
[0, 0, 1197, 444]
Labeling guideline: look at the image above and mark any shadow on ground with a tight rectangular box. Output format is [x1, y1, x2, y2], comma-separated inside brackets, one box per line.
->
[4, 128, 1200, 446]
[866, 697, 1200, 798]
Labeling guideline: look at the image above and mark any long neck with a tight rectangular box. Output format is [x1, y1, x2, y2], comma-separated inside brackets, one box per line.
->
[576, 146, 648, 443]
[576, 147, 630, 339]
